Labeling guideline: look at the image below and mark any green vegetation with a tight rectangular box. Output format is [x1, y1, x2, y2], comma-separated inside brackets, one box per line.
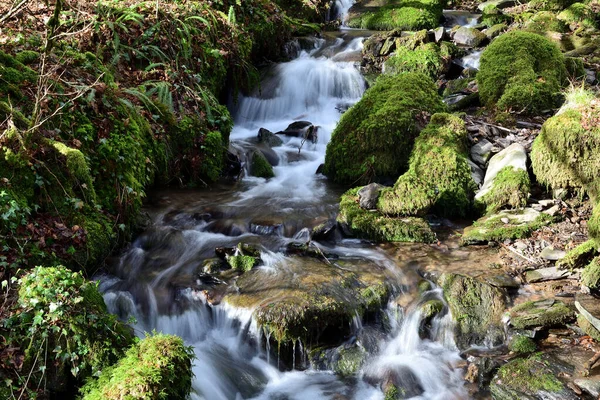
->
[347, 0, 444, 30]
[509, 299, 574, 329]
[477, 31, 567, 114]
[523, 11, 568, 33]
[250, 151, 275, 178]
[323, 73, 446, 185]
[80, 333, 194, 400]
[492, 354, 564, 397]
[557, 240, 598, 269]
[509, 335, 537, 354]
[476, 166, 530, 214]
[557, 3, 598, 29]
[461, 210, 555, 245]
[590, 202, 600, 243]
[4, 266, 133, 395]
[377, 113, 476, 218]
[581, 257, 600, 289]
[338, 188, 436, 243]
[383, 42, 445, 80]
[227, 255, 259, 272]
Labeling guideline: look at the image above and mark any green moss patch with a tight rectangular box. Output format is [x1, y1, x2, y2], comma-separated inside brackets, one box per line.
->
[377, 113, 476, 218]
[491, 354, 564, 398]
[509, 298, 574, 330]
[557, 240, 598, 269]
[581, 256, 600, 289]
[476, 166, 530, 214]
[477, 30, 566, 115]
[347, 0, 444, 31]
[80, 333, 194, 400]
[323, 72, 445, 185]
[250, 150, 275, 178]
[338, 187, 436, 243]
[523, 11, 568, 33]
[508, 335, 537, 354]
[557, 3, 598, 30]
[383, 42, 445, 80]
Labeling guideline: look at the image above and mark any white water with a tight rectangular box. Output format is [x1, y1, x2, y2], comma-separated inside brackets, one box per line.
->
[99, 33, 468, 400]
[335, 0, 355, 22]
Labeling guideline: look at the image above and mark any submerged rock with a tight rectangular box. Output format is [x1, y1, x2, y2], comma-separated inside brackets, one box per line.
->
[438, 273, 507, 349]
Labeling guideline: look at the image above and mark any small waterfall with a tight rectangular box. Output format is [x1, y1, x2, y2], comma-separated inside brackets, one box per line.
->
[334, 0, 356, 22]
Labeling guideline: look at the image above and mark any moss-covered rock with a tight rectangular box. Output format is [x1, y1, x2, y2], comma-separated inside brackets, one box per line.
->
[338, 187, 436, 243]
[438, 273, 506, 349]
[383, 43, 445, 80]
[557, 3, 598, 30]
[477, 30, 566, 114]
[581, 256, 600, 289]
[461, 208, 555, 245]
[347, 0, 444, 31]
[509, 298, 575, 330]
[7, 266, 133, 394]
[476, 166, 530, 214]
[250, 150, 275, 178]
[590, 202, 600, 243]
[577, 313, 600, 341]
[557, 240, 598, 269]
[482, 4, 512, 27]
[323, 73, 446, 185]
[490, 354, 565, 399]
[523, 11, 568, 33]
[227, 254, 259, 272]
[508, 335, 537, 354]
[80, 333, 194, 400]
[376, 114, 475, 218]
[530, 91, 600, 197]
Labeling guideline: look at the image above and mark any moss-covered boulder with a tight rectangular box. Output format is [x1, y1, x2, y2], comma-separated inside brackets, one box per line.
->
[475, 143, 530, 214]
[461, 208, 555, 245]
[383, 43, 445, 80]
[80, 334, 194, 400]
[323, 72, 446, 185]
[581, 257, 600, 289]
[531, 91, 600, 197]
[377, 113, 476, 218]
[508, 335, 537, 354]
[523, 11, 569, 33]
[347, 0, 444, 31]
[7, 266, 133, 394]
[338, 187, 436, 243]
[508, 298, 575, 330]
[477, 30, 567, 114]
[438, 273, 507, 349]
[557, 3, 598, 30]
[590, 202, 600, 243]
[557, 240, 598, 269]
[490, 354, 571, 400]
[249, 150, 275, 178]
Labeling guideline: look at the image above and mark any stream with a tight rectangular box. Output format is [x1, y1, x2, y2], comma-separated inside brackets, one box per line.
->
[96, 7, 484, 400]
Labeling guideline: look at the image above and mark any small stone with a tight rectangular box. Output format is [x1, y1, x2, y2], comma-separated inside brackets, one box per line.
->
[433, 27, 446, 43]
[539, 247, 567, 261]
[501, 217, 510, 224]
[538, 199, 555, 207]
[544, 205, 560, 216]
[471, 139, 493, 166]
[357, 183, 385, 210]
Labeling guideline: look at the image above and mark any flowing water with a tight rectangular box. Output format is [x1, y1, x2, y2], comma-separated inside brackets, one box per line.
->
[98, 19, 472, 400]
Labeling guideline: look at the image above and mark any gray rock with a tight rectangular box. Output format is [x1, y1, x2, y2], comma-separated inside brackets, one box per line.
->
[574, 378, 600, 398]
[358, 183, 385, 210]
[453, 27, 487, 47]
[475, 143, 527, 202]
[477, 0, 517, 11]
[544, 205, 560, 216]
[539, 247, 567, 261]
[468, 159, 484, 187]
[258, 127, 283, 147]
[484, 273, 520, 289]
[433, 27, 446, 43]
[471, 138, 494, 167]
[257, 145, 280, 166]
[525, 266, 578, 283]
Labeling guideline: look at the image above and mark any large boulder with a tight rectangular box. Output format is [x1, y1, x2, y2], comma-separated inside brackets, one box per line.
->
[475, 143, 530, 214]
[383, 42, 445, 79]
[323, 72, 446, 185]
[531, 90, 600, 197]
[477, 30, 567, 114]
[347, 0, 445, 31]
[438, 273, 507, 349]
[377, 113, 476, 218]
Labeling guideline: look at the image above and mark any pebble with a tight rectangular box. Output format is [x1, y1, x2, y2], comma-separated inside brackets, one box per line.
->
[501, 217, 510, 224]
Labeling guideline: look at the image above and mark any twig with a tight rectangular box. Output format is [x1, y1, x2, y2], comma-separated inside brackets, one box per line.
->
[0, 0, 29, 24]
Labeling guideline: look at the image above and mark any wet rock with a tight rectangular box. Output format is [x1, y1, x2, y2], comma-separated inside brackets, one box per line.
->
[358, 183, 385, 210]
[378, 367, 424, 399]
[490, 354, 577, 400]
[277, 121, 318, 143]
[202, 258, 228, 274]
[574, 378, 600, 398]
[249, 150, 275, 178]
[433, 27, 446, 43]
[525, 266, 578, 283]
[461, 209, 554, 245]
[539, 247, 567, 261]
[256, 145, 280, 166]
[311, 220, 338, 242]
[257, 127, 283, 147]
[446, 92, 479, 111]
[284, 242, 338, 260]
[453, 27, 487, 47]
[438, 273, 507, 349]
[470, 139, 493, 167]
[484, 23, 506, 39]
[477, 0, 517, 11]
[483, 273, 520, 289]
[508, 298, 575, 330]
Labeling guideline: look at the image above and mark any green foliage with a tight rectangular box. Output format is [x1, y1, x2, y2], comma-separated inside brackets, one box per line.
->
[557, 3, 598, 29]
[337, 187, 436, 243]
[477, 30, 566, 114]
[509, 335, 537, 354]
[477, 166, 530, 214]
[80, 333, 194, 400]
[323, 72, 446, 185]
[383, 43, 445, 80]
[377, 113, 476, 218]
[530, 91, 600, 197]
[4, 266, 133, 394]
[347, 0, 444, 30]
[590, 202, 600, 243]
[523, 11, 568, 33]
[227, 254, 258, 272]
[250, 150, 275, 179]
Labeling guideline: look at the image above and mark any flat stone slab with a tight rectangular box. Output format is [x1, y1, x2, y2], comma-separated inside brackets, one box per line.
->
[525, 266, 579, 283]
[575, 378, 600, 397]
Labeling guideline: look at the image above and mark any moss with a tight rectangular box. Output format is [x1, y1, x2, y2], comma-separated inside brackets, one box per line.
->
[438, 273, 506, 349]
[49, 140, 97, 202]
[524, 11, 568, 33]
[590, 202, 600, 243]
[509, 299, 574, 329]
[80, 333, 194, 400]
[461, 209, 555, 245]
[564, 57, 586, 79]
[78, 212, 115, 268]
[509, 335, 537, 354]
[334, 346, 366, 377]
[377, 113, 476, 218]
[476, 166, 530, 214]
[581, 256, 600, 289]
[557, 240, 598, 269]
[492, 354, 563, 397]
[420, 299, 444, 319]
[15, 50, 40, 65]
[443, 78, 470, 97]
[530, 96, 600, 197]
[324, 73, 446, 185]
[383, 43, 444, 80]
[250, 150, 275, 178]
[482, 5, 512, 27]
[385, 384, 401, 400]
[227, 254, 258, 272]
[338, 188, 436, 243]
[577, 313, 600, 342]
[200, 131, 224, 182]
[9, 266, 133, 391]
[477, 30, 566, 115]
[557, 3, 598, 29]
[347, 0, 444, 31]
